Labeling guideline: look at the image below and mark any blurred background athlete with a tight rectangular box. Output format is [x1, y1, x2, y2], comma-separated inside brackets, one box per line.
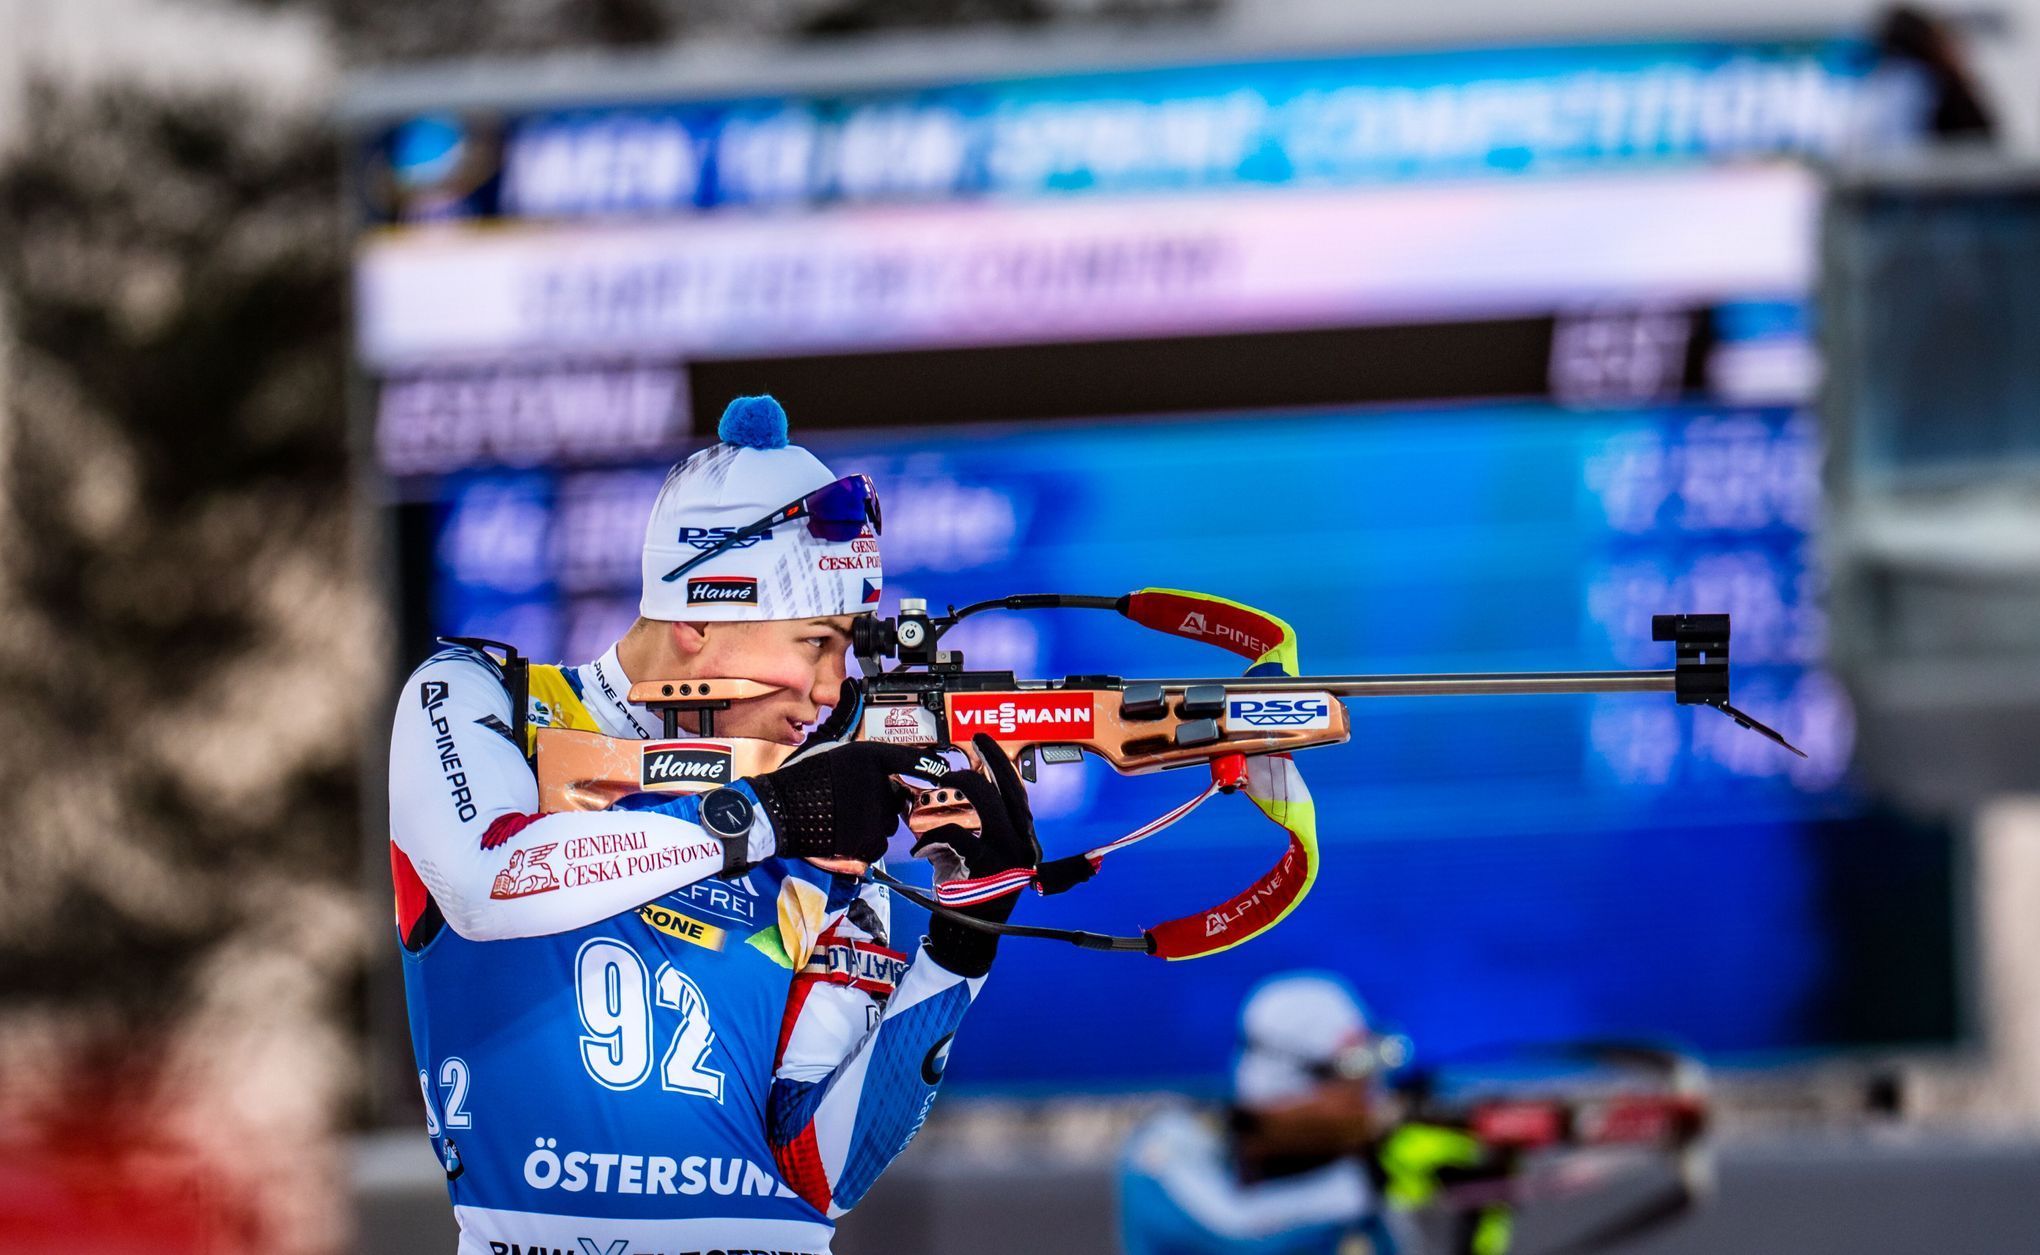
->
[1119, 972, 1420, 1255]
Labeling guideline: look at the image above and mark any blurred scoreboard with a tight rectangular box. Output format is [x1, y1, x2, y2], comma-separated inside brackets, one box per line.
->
[350, 35, 1954, 1085]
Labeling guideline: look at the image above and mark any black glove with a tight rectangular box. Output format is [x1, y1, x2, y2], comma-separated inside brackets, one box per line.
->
[912, 734, 1042, 977]
[747, 742, 948, 865]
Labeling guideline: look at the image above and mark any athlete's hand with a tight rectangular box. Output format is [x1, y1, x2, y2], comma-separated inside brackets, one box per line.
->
[913, 734, 1042, 977]
[746, 742, 947, 869]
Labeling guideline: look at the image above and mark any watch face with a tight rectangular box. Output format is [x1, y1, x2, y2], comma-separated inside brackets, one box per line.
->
[702, 788, 752, 837]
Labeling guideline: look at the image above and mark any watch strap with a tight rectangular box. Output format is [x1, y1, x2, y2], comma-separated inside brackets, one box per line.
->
[716, 830, 752, 879]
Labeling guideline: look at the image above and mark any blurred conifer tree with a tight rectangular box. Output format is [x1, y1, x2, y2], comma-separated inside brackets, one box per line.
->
[0, 78, 375, 1245]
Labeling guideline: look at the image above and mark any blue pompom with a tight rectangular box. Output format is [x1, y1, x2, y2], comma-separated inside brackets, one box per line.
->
[718, 395, 790, 449]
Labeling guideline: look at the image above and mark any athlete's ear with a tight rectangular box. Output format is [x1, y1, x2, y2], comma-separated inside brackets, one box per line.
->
[671, 621, 710, 657]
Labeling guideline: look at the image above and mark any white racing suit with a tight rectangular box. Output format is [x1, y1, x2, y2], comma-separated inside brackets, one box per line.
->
[1119, 1109, 1407, 1255]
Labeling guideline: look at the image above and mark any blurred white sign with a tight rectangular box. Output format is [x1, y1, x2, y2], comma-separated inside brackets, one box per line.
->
[356, 166, 1814, 368]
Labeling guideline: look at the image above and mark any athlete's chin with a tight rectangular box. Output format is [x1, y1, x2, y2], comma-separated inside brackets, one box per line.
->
[718, 715, 810, 745]
[762, 717, 809, 746]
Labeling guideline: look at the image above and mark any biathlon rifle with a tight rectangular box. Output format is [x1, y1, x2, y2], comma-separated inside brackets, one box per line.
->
[1382, 1042, 1712, 1255]
[533, 588, 1802, 960]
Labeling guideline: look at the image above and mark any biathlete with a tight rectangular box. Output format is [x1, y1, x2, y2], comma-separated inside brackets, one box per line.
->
[1118, 973, 1421, 1255]
[388, 396, 1037, 1254]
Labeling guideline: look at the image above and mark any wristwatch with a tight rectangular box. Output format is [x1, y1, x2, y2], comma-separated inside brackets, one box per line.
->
[698, 787, 756, 877]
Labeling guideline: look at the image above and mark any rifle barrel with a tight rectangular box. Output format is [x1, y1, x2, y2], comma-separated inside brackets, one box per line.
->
[1112, 670, 1678, 698]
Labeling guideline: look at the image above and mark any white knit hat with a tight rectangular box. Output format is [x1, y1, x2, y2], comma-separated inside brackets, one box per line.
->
[1232, 972, 1373, 1107]
[639, 396, 882, 622]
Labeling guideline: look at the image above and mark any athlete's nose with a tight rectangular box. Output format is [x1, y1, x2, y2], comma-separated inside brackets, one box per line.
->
[810, 655, 847, 713]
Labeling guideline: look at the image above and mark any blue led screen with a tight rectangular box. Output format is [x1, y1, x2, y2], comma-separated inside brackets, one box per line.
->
[359, 26, 1960, 1101]
[361, 38, 1917, 223]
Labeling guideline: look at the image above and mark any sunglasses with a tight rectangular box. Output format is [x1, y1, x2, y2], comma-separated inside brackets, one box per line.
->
[1302, 1035, 1412, 1082]
[1249, 1032, 1412, 1084]
[660, 473, 882, 584]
